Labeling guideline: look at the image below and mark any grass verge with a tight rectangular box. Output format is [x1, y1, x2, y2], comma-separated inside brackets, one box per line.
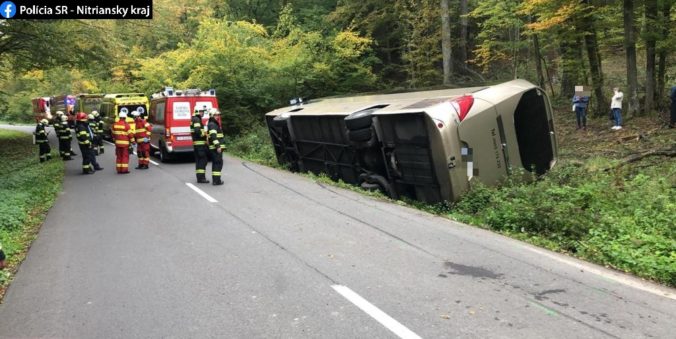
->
[225, 116, 675, 287]
[0, 129, 64, 300]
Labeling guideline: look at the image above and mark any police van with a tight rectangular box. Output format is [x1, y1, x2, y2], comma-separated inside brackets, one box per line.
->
[148, 88, 219, 162]
[99, 93, 150, 138]
[265, 79, 558, 203]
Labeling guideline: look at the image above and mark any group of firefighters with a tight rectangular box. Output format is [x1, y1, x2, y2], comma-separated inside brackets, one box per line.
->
[34, 106, 225, 185]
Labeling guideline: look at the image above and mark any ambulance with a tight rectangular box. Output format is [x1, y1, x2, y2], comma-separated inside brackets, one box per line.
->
[147, 88, 219, 162]
[99, 93, 150, 138]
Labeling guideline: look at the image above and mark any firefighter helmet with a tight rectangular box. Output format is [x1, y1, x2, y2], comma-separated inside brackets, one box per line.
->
[88, 114, 95, 120]
[75, 112, 88, 122]
[91, 110, 99, 117]
[131, 110, 140, 117]
[40, 119, 49, 125]
[119, 111, 127, 118]
[209, 108, 221, 117]
[61, 115, 68, 122]
[55, 111, 64, 116]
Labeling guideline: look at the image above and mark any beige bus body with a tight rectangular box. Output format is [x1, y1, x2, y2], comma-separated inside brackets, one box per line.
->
[265, 79, 558, 203]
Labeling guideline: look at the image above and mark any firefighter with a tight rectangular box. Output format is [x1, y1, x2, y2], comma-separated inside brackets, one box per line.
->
[87, 114, 100, 155]
[56, 114, 73, 160]
[112, 111, 135, 174]
[133, 110, 151, 169]
[92, 110, 104, 155]
[191, 107, 209, 183]
[75, 112, 102, 174]
[34, 118, 52, 162]
[207, 108, 224, 185]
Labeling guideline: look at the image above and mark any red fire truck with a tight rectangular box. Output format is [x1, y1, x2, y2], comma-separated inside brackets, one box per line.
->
[31, 97, 53, 122]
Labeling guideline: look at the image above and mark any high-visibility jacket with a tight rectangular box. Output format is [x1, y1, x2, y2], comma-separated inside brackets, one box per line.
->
[134, 118, 151, 142]
[94, 118, 104, 135]
[35, 123, 48, 143]
[112, 120, 134, 147]
[56, 121, 72, 141]
[190, 114, 207, 147]
[75, 123, 94, 147]
[207, 119, 224, 151]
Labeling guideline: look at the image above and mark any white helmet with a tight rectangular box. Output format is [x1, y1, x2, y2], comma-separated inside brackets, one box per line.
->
[131, 110, 140, 117]
[56, 111, 64, 116]
[61, 115, 68, 122]
[87, 114, 95, 120]
[119, 111, 127, 118]
[40, 119, 49, 125]
[91, 110, 99, 117]
[209, 108, 220, 117]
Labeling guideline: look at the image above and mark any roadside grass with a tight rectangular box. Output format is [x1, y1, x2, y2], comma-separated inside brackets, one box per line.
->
[0, 129, 63, 300]
[225, 115, 676, 287]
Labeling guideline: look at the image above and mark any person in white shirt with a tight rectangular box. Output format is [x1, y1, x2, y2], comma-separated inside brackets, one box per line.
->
[610, 87, 623, 130]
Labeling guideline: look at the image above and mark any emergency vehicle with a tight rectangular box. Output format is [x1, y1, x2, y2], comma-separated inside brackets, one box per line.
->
[52, 95, 77, 127]
[148, 88, 219, 162]
[31, 97, 53, 122]
[74, 93, 104, 115]
[99, 93, 150, 138]
[265, 79, 558, 203]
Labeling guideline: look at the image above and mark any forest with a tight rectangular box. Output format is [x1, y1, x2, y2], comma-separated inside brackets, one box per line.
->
[0, 0, 674, 129]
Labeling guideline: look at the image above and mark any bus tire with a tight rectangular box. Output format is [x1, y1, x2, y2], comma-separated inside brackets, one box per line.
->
[348, 127, 373, 142]
[344, 111, 373, 130]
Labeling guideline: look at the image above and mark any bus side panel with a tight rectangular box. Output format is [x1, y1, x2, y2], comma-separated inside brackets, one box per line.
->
[289, 115, 360, 183]
[378, 113, 442, 203]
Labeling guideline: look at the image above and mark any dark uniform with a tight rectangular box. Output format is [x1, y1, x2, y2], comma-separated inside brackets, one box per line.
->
[35, 121, 52, 162]
[207, 115, 224, 185]
[96, 116, 105, 154]
[190, 110, 209, 183]
[75, 116, 102, 174]
[54, 117, 71, 160]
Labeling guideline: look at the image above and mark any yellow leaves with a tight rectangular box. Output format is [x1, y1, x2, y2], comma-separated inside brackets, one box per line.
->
[333, 31, 372, 59]
[22, 70, 44, 80]
[521, 0, 586, 32]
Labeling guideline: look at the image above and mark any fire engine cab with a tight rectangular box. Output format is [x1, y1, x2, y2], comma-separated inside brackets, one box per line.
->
[148, 88, 220, 162]
[31, 97, 53, 122]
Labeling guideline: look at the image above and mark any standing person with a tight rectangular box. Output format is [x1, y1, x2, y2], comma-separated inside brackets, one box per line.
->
[133, 111, 152, 170]
[191, 107, 209, 183]
[611, 87, 624, 130]
[207, 109, 224, 185]
[57, 114, 73, 160]
[88, 114, 100, 155]
[75, 112, 103, 174]
[572, 94, 590, 130]
[92, 110, 104, 154]
[670, 86, 676, 128]
[34, 119, 52, 162]
[112, 111, 135, 174]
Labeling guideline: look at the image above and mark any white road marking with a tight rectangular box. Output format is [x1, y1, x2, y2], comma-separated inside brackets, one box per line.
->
[102, 140, 159, 166]
[519, 244, 675, 300]
[186, 183, 218, 203]
[331, 285, 421, 339]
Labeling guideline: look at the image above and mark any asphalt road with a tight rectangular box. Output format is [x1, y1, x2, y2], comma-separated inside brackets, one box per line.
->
[0, 124, 674, 338]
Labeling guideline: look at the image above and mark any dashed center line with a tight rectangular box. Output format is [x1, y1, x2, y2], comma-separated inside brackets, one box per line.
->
[332, 285, 421, 339]
[186, 183, 218, 203]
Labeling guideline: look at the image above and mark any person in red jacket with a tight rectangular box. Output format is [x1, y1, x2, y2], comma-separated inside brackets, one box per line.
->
[112, 111, 135, 174]
[133, 110, 152, 170]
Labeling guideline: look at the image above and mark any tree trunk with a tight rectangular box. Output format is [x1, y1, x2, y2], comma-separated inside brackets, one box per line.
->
[459, 0, 469, 66]
[440, 0, 452, 85]
[624, 0, 639, 117]
[559, 38, 581, 98]
[579, 0, 608, 117]
[644, 0, 657, 114]
[656, 0, 672, 109]
[533, 32, 545, 89]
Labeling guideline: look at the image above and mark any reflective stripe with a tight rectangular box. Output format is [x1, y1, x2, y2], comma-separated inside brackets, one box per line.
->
[193, 141, 206, 145]
[116, 163, 129, 168]
[115, 140, 130, 145]
[213, 171, 221, 175]
[196, 169, 206, 174]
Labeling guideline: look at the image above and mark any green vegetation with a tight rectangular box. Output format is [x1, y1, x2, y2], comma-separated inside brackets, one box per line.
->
[0, 129, 64, 298]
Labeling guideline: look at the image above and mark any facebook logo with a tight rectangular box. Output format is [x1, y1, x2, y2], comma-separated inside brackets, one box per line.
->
[1, 1, 16, 19]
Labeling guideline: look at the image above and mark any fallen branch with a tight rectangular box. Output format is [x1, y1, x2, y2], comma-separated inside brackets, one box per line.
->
[604, 146, 676, 171]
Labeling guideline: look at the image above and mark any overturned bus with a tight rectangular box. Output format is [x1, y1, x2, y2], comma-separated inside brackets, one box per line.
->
[265, 79, 558, 203]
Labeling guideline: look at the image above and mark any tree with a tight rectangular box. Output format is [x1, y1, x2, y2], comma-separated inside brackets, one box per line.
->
[624, 0, 639, 117]
[441, 0, 453, 84]
[644, 0, 658, 114]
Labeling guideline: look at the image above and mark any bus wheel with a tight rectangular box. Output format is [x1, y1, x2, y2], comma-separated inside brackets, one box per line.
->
[160, 142, 172, 163]
[344, 111, 373, 130]
[348, 126, 373, 142]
